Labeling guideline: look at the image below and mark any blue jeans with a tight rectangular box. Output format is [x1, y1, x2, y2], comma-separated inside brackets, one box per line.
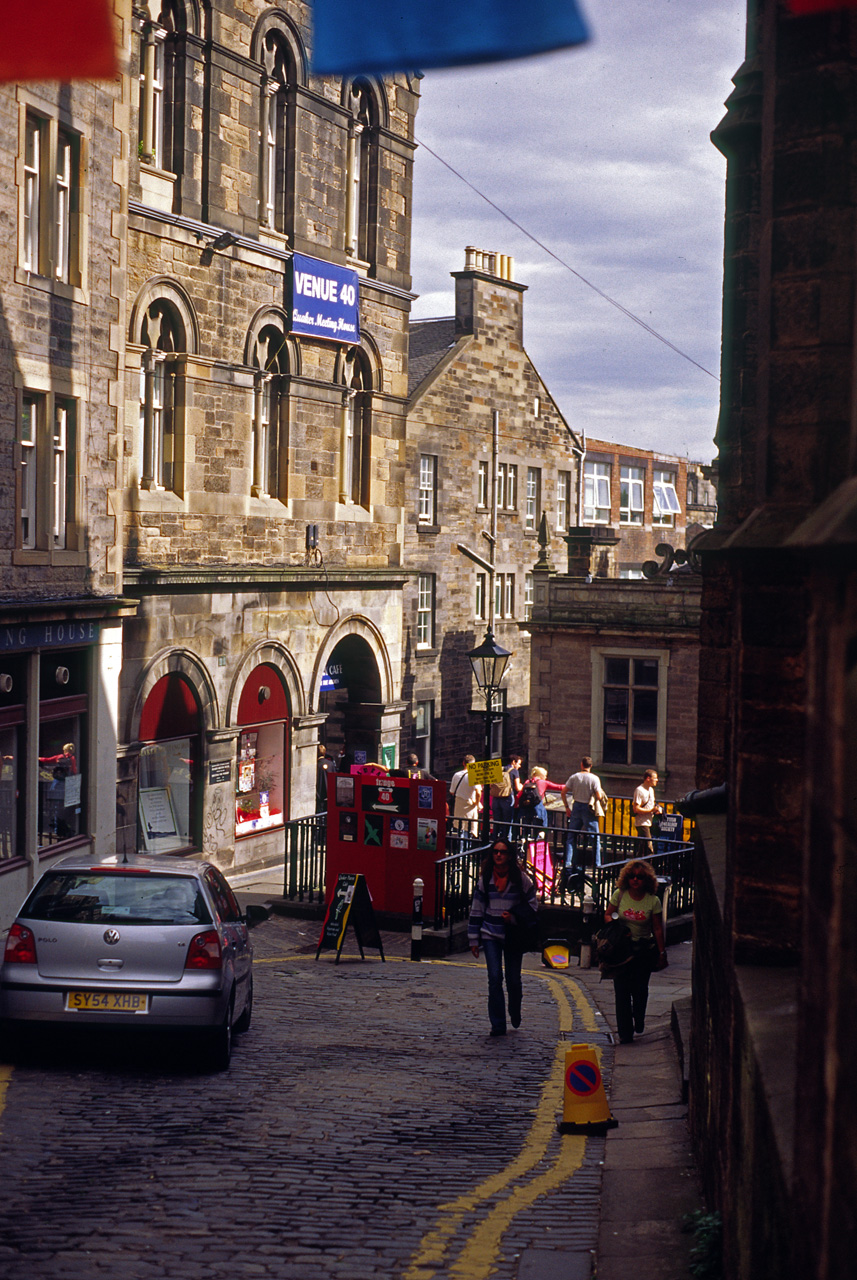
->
[482, 937, 523, 1033]
[565, 801, 601, 870]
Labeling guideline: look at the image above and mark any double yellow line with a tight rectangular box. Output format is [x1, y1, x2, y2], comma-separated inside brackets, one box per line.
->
[402, 967, 596, 1280]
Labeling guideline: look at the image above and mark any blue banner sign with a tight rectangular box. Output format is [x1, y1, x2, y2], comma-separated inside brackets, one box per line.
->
[289, 253, 360, 343]
[320, 661, 344, 692]
[1, 620, 100, 652]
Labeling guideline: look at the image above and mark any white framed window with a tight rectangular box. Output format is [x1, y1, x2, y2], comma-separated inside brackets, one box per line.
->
[346, 80, 375, 262]
[496, 462, 517, 512]
[475, 572, 487, 620]
[525, 467, 541, 531]
[416, 574, 435, 648]
[619, 568, 645, 580]
[251, 325, 287, 501]
[533, 395, 541, 418]
[556, 470, 570, 531]
[620, 465, 645, 525]
[418, 454, 437, 524]
[489, 688, 506, 758]
[494, 573, 515, 619]
[524, 572, 534, 620]
[478, 460, 489, 509]
[653, 468, 681, 526]
[21, 112, 81, 284]
[584, 460, 611, 524]
[259, 30, 294, 233]
[23, 114, 41, 272]
[18, 391, 77, 552]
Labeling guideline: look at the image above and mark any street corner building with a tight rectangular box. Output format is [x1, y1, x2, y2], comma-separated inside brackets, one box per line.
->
[0, 0, 420, 911]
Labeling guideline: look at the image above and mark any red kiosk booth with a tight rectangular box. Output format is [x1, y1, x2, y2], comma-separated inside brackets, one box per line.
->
[325, 771, 448, 918]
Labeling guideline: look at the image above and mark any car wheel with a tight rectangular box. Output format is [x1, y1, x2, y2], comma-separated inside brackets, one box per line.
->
[209, 997, 234, 1071]
[234, 977, 253, 1034]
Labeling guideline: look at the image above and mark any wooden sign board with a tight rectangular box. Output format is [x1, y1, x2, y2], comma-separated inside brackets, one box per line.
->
[315, 872, 385, 964]
[468, 758, 504, 786]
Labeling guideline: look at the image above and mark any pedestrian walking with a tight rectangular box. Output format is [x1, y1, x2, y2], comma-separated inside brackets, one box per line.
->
[468, 839, 538, 1037]
[406, 751, 435, 780]
[632, 768, 662, 853]
[449, 754, 481, 834]
[561, 756, 607, 882]
[514, 766, 562, 835]
[603, 859, 667, 1043]
[489, 767, 514, 838]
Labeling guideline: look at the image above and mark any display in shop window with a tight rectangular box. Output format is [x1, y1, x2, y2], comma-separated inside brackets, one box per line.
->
[235, 723, 284, 836]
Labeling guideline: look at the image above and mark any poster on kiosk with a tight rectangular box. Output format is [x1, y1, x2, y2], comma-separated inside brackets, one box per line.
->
[325, 770, 447, 918]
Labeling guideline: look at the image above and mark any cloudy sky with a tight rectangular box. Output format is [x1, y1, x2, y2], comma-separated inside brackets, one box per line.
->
[408, 0, 748, 463]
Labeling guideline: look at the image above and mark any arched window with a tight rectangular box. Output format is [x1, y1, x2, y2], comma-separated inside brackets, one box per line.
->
[250, 324, 288, 499]
[139, 1, 184, 172]
[138, 673, 200, 854]
[345, 80, 377, 263]
[260, 31, 295, 234]
[235, 664, 289, 838]
[339, 347, 371, 508]
[139, 299, 184, 492]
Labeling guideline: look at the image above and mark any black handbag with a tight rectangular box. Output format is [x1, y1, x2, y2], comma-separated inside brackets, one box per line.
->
[505, 900, 541, 953]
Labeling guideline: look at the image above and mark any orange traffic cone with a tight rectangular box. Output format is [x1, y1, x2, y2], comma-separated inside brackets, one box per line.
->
[557, 1043, 618, 1133]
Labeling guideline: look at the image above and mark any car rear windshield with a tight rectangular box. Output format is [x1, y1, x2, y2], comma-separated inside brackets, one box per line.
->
[20, 872, 213, 926]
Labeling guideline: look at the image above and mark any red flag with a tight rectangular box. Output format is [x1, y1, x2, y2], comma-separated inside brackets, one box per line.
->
[0, 0, 117, 83]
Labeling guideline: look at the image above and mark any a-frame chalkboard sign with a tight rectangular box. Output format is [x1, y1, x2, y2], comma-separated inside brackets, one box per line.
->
[315, 872, 385, 964]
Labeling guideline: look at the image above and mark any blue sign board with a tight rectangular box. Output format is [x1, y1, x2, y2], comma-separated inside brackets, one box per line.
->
[1, 620, 100, 652]
[320, 661, 345, 692]
[289, 252, 360, 344]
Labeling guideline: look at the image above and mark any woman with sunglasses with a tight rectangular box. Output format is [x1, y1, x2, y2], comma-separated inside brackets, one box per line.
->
[468, 839, 537, 1037]
[605, 859, 668, 1043]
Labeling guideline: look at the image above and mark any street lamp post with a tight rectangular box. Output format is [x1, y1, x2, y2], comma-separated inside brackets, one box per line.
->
[468, 627, 513, 845]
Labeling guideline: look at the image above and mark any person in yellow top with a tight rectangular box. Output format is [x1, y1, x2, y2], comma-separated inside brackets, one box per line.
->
[605, 859, 667, 1044]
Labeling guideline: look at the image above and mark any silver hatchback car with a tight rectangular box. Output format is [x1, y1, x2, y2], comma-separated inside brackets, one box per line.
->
[0, 854, 253, 1069]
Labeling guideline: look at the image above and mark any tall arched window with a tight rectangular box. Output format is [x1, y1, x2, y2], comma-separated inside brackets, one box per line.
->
[339, 347, 371, 508]
[260, 31, 294, 234]
[139, 299, 184, 492]
[345, 80, 376, 263]
[250, 324, 288, 500]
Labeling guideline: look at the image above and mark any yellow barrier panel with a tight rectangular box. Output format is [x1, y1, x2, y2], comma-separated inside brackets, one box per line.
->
[557, 1043, 618, 1133]
[542, 941, 570, 970]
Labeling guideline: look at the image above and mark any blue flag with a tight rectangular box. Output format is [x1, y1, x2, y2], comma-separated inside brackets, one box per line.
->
[311, 0, 590, 76]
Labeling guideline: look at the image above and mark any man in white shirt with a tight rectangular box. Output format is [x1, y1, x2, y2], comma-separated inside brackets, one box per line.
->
[561, 756, 607, 879]
[450, 754, 481, 834]
[633, 768, 662, 853]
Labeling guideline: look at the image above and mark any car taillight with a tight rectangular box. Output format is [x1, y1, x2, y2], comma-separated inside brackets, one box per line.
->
[4, 923, 37, 965]
[185, 930, 222, 970]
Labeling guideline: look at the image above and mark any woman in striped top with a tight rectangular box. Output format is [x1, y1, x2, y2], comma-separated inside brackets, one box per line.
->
[469, 839, 538, 1037]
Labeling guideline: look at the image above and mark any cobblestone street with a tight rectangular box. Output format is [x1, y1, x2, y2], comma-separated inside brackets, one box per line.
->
[0, 914, 612, 1279]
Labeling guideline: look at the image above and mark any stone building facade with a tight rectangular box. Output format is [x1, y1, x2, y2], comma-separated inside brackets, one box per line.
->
[0, 1, 135, 924]
[115, 1, 419, 871]
[401, 248, 583, 782]
[689, 4, 857, 1278]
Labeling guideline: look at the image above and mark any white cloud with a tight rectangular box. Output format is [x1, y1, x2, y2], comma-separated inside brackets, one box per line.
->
[408, 0, 746, 460]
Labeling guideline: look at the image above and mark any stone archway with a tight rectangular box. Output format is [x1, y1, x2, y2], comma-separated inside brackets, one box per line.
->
[318, 633, 386, 765]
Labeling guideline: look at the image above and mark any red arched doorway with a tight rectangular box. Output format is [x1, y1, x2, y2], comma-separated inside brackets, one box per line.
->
[138, 673, 201, 854]
[235, 662, 290, 838]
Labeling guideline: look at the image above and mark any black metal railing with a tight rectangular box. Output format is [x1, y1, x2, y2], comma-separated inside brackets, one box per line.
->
[283, 812, 327, 902]
[433, 823, 696, 931]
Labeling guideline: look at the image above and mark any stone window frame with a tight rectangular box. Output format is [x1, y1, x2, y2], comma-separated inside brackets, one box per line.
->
[341, 76, 388, 268]
[129, 277, 200, 498]
[244, 308, 299, 504]
[590, 645, 670, 774]
[16, 95, 88, 298]
[334, 338, 381, 512]
[653, 467, 681, 528]
[556, 468, 571, 532]
[415, 573, 435, 649]
[14, 377, 85, 565]
[137, 1, 199, 171]
[418, 453, 437, 524]
[477, 460, 489, 510]
[524, 466, 541, 532]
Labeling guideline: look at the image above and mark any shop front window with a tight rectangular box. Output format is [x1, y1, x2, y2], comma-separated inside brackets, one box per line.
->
[137, 673, 200, 854]
[235, 663, 289, 838]
[38, 718, 83, 847]
[139, 737, 195, 853]
[0, 724, 20, 861]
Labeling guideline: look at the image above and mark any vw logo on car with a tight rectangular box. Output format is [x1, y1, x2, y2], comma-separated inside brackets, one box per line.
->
[103, 928, 121, 945]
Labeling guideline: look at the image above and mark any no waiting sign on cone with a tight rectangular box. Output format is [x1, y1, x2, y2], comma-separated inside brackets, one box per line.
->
[557, 1044, 618, 1133]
